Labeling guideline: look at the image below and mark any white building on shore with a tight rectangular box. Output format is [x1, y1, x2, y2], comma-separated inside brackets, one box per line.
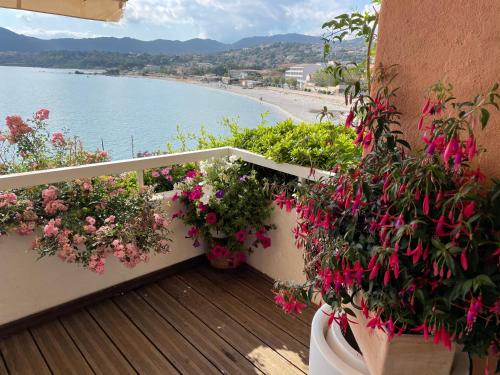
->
[284, 63, 324, 89]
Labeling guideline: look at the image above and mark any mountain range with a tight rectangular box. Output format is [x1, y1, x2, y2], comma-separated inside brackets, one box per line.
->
[0, 27, 323, 55]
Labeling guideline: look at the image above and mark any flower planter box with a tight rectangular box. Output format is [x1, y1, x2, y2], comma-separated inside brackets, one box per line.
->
[348, 294, 455, 375]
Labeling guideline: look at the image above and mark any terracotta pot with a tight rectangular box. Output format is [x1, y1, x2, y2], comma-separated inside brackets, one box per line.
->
[348, 293, 456, 375]
[208, 255, 245, 270]
[205, 233, 245, 270]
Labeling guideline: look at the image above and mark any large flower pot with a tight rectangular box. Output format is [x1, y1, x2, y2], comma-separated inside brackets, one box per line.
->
[205, 230, 245, 270]
[347, 294, 456, 375]
[310, 304, 369, 375]
[310, 305, 470, 375]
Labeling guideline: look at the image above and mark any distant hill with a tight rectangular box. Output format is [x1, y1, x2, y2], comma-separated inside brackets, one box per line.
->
[0, 27, 323, 55]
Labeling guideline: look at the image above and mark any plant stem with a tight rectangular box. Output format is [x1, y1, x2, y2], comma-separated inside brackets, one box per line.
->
[366, 12, 379, 95]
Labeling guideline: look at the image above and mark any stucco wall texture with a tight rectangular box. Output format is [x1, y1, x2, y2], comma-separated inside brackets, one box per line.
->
[376, 0, 500, 178]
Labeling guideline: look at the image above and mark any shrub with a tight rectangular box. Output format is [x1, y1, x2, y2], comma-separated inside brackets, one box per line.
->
[274, 81, 500, 357]
[0, 110, 172, 273]
[168, 118, 361, 171]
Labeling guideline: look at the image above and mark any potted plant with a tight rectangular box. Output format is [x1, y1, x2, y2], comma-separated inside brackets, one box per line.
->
[173, 156, 275, 269]
[274, 80, 500, 374]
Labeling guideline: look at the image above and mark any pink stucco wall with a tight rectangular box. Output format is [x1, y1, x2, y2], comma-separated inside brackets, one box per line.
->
[375, 2, 500, 371]
[375, 0, 500, 178]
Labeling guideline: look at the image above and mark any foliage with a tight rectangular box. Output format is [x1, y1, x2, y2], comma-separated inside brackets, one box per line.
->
[322, 0, 379, 93]
[0, 40, 365, 72]
[274, 80, 500, 357]
[168, 118, 361, 171]
[173, 156, 275, 264]
[0, 111, 172, 273]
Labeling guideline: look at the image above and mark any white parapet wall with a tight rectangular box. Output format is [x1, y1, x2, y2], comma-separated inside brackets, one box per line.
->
[248, 207, 306, 284]
[0, 194, 203, 326]
[0, 147, 317, 326]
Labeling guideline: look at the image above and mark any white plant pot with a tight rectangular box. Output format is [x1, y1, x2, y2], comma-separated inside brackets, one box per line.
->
[309, 304, 470, 375]
[309, 305, 369, 375]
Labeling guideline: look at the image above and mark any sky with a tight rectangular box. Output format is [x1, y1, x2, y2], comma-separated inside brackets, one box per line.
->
[0, 0, 371, 43]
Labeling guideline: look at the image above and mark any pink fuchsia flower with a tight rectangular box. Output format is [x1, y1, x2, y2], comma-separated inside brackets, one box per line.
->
[466, 296, 483, 331]
[152, 170, 160, 178]
[463, 202, 476, 218]
[206, 212, 217, 225]
[234, 229, 247, 243]
[35, 109, 49, 121]
[345, 110, 354, 128]
[160, 168, 171, 177]
[51, 132, 66, 146]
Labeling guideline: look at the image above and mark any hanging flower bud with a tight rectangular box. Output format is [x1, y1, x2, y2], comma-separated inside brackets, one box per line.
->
[460, 250, 468, 271]
[345, 110, 354, 128]
[423, 193, 430, 215]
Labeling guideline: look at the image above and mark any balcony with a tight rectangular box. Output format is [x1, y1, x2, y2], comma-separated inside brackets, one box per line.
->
[0, 147, 323, 374]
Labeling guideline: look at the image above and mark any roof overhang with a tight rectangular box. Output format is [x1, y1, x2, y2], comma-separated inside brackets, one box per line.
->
[0, 0, 127, 22]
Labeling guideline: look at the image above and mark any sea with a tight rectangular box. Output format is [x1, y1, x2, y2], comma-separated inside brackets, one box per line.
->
[0, 66, 285, 160]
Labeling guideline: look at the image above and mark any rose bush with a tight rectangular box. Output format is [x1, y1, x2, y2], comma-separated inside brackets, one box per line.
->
[0, 110, 171, 273]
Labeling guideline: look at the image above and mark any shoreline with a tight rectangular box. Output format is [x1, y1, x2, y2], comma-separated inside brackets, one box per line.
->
[110, 72, 349, 123]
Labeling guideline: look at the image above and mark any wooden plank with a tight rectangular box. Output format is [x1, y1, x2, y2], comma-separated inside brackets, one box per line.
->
[31, 320, 94, 375]
[239, 267, 316, 325]
[140, 283, 262, 375]
[60, 310, 136, 375]
[199, 267, 311, 346]
[158, 276, 305, 375]
[114, 291, 220, 375]
[88, 300, 179, 374]
[0, 330, 50, 375]
[0, 353, 7, 375]
[176, 272, 309, 373]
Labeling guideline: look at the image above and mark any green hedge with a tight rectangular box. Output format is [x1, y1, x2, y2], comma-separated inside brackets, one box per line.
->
[168, 118, 361, 171]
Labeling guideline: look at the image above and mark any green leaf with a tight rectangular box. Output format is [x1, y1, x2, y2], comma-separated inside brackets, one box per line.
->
[480, 108, 490, 129]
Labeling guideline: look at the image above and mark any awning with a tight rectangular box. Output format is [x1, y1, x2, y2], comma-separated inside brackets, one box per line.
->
[0, 0, 127, 22]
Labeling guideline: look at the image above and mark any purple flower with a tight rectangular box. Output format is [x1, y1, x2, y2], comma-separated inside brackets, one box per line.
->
[239, 175, 249, 182]
[215, 190, 225, 199]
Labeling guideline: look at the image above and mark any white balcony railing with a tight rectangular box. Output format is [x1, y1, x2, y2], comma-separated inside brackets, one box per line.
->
[0, 147, 332, 191]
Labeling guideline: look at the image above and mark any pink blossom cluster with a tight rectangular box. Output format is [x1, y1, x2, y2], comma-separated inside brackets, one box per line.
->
[0, 193, 17, 208]
[51, 132, 66, 146]
[42, 186, 68, 215]
[274, 291, 306, 314]
[151, 168, 173, 181]
[4, 115, 33, 143]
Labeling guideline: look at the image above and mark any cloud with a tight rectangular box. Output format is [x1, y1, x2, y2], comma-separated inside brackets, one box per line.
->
[9, 27, 100, 39]
[123, 0, 369, 41]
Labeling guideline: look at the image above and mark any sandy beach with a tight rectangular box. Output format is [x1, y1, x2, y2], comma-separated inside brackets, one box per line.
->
[118, 73, 349, 123]
[201, 84, 349, 123]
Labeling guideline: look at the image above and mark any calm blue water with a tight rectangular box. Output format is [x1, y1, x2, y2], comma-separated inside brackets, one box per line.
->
[0, 66, 285, 160]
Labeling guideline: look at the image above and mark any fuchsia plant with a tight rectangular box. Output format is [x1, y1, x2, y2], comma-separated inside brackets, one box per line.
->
[274, 80, 500, 358]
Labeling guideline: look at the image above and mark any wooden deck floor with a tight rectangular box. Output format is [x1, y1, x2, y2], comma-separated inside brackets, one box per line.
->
[0, 265, 314, 374]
